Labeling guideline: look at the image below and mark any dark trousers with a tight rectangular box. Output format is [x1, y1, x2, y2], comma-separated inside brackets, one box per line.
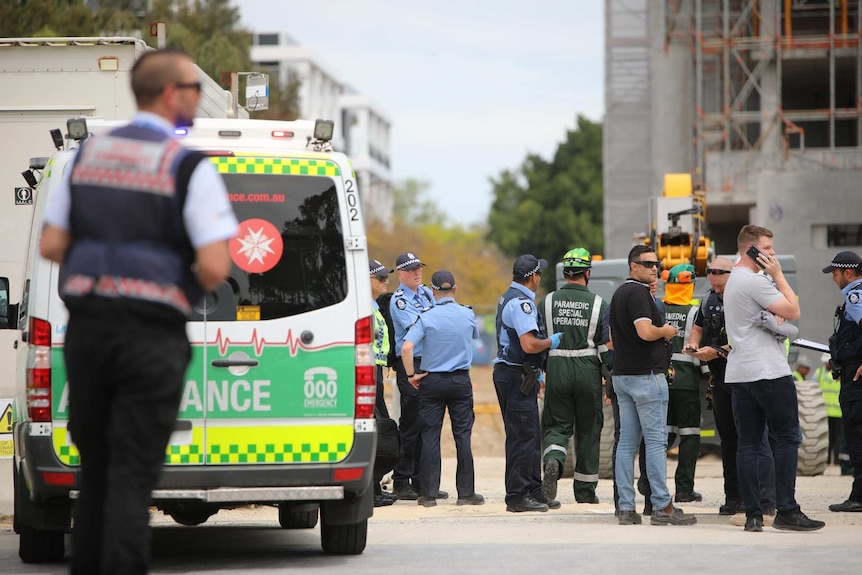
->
[731, 376, 800, 518]
[493, 364, 543, 506]
[373, 365, 390, 495]
[666, 388, 701, 495]
[65, 301, 190, 575]
[418, 371, 476, 498]
[827, 416, 842, 465]
[712, 378, 776, 511]
[839, 397, 862, 502]
[392, 357, 423, 487]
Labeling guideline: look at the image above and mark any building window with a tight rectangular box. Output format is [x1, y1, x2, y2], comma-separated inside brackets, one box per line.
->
[256, 33, 280, 46]
[827, 224, 862, 247]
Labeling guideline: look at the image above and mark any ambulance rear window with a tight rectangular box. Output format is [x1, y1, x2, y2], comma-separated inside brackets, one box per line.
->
[195, 173, 347, 321]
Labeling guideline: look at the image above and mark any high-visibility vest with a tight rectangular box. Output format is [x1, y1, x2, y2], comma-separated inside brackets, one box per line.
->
[815, 366, 842, 418]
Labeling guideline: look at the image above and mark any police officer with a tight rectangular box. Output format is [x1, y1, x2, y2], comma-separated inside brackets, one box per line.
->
[823, 251, 862, 513]
[687, 256, 776, 520]
[493, 254, 563, 512]
[369, 259, 397, 507]
[661, 263, 708, 503]
[400, 270, 485, 507]
[538, 248, 608, 504]
[389, 252, 447, 500]
[39, 49, 237, 575]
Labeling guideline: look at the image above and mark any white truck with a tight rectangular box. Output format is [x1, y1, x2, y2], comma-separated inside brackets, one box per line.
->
[0, 36, 244, 515]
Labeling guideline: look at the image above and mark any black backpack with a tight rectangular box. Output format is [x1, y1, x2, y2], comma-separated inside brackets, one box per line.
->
[375, 292, 398, 369]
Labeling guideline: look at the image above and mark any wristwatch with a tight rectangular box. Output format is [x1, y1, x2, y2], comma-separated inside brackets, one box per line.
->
[406, 372, 415, 378]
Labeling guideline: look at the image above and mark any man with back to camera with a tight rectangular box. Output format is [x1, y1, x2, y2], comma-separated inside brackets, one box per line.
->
[389, 252, 447, 501]
[493, 254, 563, 512]
[538, 247, 608, 505]
[686, 256, 776, 522]
[39, 49, 238, 574]
[814, 352, 845, 469]
[723, 224, 824, 532]
[610, 245, 696, 526]
[822, 250, 862, 513]
[400, 270, 484, 508]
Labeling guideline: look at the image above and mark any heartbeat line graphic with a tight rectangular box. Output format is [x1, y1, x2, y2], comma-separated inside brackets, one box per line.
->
[193, 328, 353, 356]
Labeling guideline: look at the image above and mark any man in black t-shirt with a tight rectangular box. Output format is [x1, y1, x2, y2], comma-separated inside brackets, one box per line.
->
[609, 245, 696, 527]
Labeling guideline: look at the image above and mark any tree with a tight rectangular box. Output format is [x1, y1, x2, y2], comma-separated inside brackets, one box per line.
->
[487, 115, 603, 291]
[0, 0, 299, 119]
[366, 179, 510, 315]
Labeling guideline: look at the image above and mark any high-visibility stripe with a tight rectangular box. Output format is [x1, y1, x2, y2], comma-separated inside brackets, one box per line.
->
[544, 293, 555, 340]
[587, 294, 603, 350]
[672, 353, 695, 363]
[574, 472, 599, 482]
[677, 427, 701, 435]
[543, 444, 567, 458]
[550, 348, 599, 358]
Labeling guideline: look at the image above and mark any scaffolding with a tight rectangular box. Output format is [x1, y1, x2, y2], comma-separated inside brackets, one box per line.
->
[665, 0, 862, 193]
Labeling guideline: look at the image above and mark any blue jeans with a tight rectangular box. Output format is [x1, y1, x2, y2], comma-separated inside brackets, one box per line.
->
[731, 376, 801, 517]
[613, 373, 671, 512]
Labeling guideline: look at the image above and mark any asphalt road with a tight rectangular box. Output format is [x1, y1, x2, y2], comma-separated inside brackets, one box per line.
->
[2, 456, 860, 574]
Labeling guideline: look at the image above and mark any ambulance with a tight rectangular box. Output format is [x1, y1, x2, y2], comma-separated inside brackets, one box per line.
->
[0, 117, 377, 562]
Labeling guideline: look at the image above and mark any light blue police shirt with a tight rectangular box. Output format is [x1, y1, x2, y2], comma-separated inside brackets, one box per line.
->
[390, 283, 435, 357]
[405, 297, 479, 372]
[43, 112, 238, 248]
[494, 281, 540, 367]
[843, 279, 862, 324]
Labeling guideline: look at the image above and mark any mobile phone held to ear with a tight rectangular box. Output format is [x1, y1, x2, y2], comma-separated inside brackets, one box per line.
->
[746, 245, 766, 268]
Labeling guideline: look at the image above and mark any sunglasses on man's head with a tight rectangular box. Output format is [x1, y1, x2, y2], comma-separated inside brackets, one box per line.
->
[706, 268, 731, 275]
[633, 260, 662, 269]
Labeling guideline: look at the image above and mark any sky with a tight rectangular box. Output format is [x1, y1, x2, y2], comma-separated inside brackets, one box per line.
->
[239, 1, 604, 226]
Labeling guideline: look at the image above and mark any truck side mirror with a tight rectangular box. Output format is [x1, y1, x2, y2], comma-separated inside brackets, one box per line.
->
[0, 277, 17, 330]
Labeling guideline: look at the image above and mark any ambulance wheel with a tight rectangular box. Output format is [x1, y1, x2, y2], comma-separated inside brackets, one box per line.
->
[15, 466, 65, 563]
[796, 379, 828, 476]
[164, 502, 218, 526]
[278, 503, 319, 529]
[321, 518, 367, 555]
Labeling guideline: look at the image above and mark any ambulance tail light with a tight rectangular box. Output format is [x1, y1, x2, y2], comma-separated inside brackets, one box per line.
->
[26, 317, 52, 422]
[354, 316, 375, 419]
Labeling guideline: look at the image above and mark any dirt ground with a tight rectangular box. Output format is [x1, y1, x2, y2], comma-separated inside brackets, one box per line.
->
[384, 365, 506, 459]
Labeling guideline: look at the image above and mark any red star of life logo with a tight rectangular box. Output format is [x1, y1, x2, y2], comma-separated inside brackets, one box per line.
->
[230, 218, 283, 273]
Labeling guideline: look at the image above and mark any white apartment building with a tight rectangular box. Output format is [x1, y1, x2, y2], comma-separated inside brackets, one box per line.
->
[251, 32, 393, 223]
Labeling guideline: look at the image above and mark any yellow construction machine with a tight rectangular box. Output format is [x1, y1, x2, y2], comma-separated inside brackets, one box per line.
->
[643, 173, 713, 275]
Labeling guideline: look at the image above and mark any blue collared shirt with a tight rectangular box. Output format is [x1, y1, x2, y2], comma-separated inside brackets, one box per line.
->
[494, 281, 540, 366]
[405, 297, 479, 372]
[843, 279, 862, 324]
[390, 283, 435, 356]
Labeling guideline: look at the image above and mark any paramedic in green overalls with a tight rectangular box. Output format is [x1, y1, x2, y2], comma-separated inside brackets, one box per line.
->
[539, 248, 609, 504]
[664, 263, 708, 502]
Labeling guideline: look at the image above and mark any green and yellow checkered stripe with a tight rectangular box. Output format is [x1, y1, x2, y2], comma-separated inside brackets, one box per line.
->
[54, 427, 80, 466]
[212, 156, 341, 177]
[205, 424, 353, 464]
[53, 423, 354, 466]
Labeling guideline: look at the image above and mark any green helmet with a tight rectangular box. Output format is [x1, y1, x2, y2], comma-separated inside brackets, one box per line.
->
[562, 247, 592, 269]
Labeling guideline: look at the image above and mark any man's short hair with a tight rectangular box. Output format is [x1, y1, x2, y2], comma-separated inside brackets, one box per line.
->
[627, 244, 655, 265]
[131, 48, 192, 107]
[737, 224, 773, 252]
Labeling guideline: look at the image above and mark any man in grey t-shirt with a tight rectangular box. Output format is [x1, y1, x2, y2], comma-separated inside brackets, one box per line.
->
[724, 224, 824, 533]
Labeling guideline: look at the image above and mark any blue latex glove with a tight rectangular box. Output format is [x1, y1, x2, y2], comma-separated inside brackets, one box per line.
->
[538, 370, 545, 384]
[549, 332, 563, 350]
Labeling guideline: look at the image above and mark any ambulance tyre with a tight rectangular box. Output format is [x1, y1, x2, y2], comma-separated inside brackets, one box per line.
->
[278, 503, 319, 529]
[795, 378, 829, 476]
[14, 466, 65, 563]
[164, 502, 219, 526]
[321, 518, 368, 555]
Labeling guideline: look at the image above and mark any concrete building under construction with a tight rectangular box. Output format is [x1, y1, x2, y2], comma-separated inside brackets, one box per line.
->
[604, 0, 862, 346]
